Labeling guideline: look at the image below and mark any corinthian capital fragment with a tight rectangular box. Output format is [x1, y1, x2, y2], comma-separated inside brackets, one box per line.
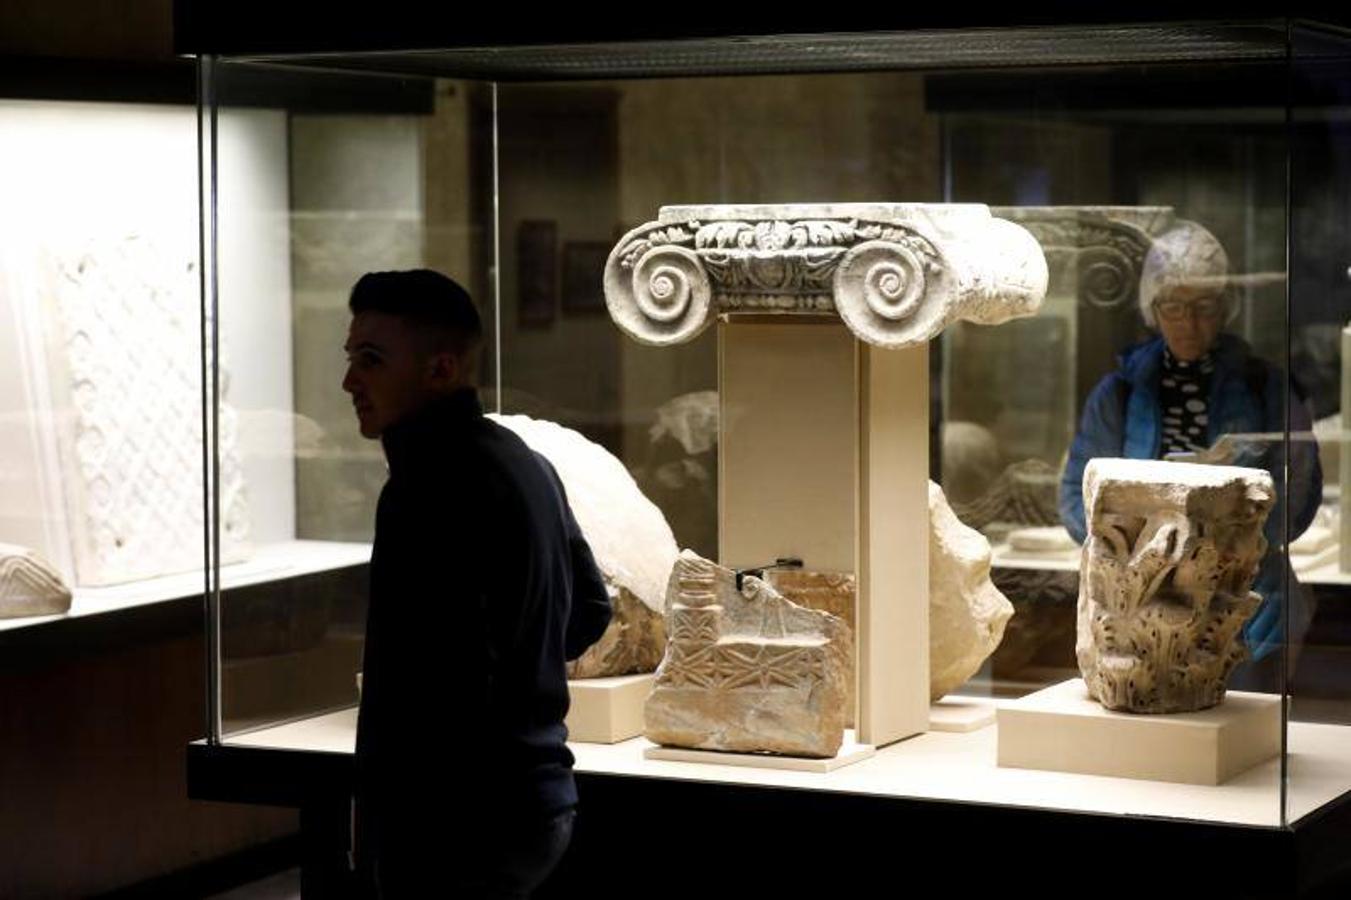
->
[1077, 459, 1274, 714]
[604, 203, 1048, 348]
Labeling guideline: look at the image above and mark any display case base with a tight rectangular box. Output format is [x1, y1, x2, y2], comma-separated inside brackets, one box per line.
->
[565, 674, 654, 744]
[643, 730, 875, 772]
[929, 697, 996, 732]
[997, 678, 1280, 785]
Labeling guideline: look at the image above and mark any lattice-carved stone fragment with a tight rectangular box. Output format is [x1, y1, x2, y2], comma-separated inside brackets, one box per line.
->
[605, 204, 1048, 348]
[46, 234, 251, 586]
[0, 543, 72, 618]
[1077, 459, 1274, 714]
[644, 551, 851, 757]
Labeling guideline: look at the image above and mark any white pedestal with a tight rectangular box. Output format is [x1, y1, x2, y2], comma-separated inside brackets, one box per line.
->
[566, 674, 654, 744]
[644, 730, 876, 773]
[719, 322, 930, 750]
[930, 697, 996, 733]
[997, 679, 1281, 785]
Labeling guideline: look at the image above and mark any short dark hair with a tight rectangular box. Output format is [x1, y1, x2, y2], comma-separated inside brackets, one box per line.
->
[349, 269, 484, 362]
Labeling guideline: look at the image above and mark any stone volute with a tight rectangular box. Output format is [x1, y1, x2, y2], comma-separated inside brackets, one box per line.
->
[604, 203, 1049, 348]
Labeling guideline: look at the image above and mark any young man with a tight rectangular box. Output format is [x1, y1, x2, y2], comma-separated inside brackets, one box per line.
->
[342, 269, 612, 898]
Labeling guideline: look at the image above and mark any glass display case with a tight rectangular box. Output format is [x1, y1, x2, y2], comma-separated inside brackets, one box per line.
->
[190, 17, 1351, 868]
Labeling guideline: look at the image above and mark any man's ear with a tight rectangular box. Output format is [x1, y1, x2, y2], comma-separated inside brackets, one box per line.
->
[426, 350, 460, 388]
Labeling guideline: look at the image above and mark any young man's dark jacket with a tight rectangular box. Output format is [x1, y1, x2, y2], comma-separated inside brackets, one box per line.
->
[353, 388, 612, 868]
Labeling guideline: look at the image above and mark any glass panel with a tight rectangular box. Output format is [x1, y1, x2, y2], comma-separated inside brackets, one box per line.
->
[1288, 22, 1351, 826]
[209, 59, 495, 740]
[204, 25, 1340, 826]
[938, 60, 1290, 734]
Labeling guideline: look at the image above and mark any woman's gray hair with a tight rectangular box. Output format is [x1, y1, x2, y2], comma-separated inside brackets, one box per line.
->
[1138, 222, 1231, 328]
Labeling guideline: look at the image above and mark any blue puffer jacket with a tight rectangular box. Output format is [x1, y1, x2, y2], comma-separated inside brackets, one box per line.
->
[1059, 334, 1322, 661]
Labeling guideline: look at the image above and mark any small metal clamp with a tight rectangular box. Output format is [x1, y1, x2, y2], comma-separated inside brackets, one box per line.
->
[734, 557, 803, 591]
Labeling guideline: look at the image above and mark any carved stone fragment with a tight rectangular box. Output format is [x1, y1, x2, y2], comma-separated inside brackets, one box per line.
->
[950, 458, 1061, 535]
[605, 203, 1048, 348]
[644, 551, 851, 757]
[47, 234, 251, 586]
[1077, 459, 1274, 714]
[566, 585, 667, 680]
[929, 483, 1015, 701]
[489, 414, 675, 678]
[0, 543, 72, 618]
[764, 569, 856, 632]
[764, 569, 857, 724]
[989, 567, 1079, 679]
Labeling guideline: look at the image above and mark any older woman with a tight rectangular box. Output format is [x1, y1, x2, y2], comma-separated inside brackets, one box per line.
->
[1059, 223, 1322, 687]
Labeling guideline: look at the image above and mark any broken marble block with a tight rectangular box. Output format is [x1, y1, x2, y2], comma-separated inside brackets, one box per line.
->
[645, 551, 852, 757]
[0, 543, 72, 618]
[490, 414, 675, 678]
[929, 482, 1015, 700]
[1077, 459, 1274, 714]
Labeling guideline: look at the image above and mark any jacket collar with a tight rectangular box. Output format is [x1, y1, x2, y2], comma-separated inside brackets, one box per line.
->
[380, 388, 483, 476]
[1119, 332, 1250, 384]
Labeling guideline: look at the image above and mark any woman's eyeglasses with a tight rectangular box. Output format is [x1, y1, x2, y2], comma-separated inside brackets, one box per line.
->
[1153, 297, 1224, 322]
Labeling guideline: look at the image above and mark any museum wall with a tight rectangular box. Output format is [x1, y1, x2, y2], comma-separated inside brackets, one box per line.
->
[493, 84, 624, 447]
[0, 0, 173, 61]
[289, 112, 427, 541]
[0, 631, 296, 897]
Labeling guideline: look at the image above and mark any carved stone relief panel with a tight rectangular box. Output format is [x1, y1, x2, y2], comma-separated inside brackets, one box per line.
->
[645, 551, 851, 757]
[45, 235, 251, 586]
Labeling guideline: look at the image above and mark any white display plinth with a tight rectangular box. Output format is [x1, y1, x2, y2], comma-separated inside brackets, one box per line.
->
[644, 730, 875, 773]
[719, 322, 930, 750]
[225, 708, 1351, 827]
[998, 678, 1281, 785]
[566, 674, 654, 744]
[930, 697, 996, 732]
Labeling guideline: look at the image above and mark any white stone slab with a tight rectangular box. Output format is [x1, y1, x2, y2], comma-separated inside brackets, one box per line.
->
[997, 678, 1280, 785]
[567, 674, 654, 744]
[645, 730, 875, 773]
[930, 697, 996, 733]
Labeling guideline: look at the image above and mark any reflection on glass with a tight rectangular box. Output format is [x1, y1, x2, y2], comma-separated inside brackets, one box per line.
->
[1060, 222, 1320, 693]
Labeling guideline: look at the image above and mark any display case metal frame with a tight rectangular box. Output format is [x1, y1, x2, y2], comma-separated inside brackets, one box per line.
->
[184, 14, 1351, 896]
